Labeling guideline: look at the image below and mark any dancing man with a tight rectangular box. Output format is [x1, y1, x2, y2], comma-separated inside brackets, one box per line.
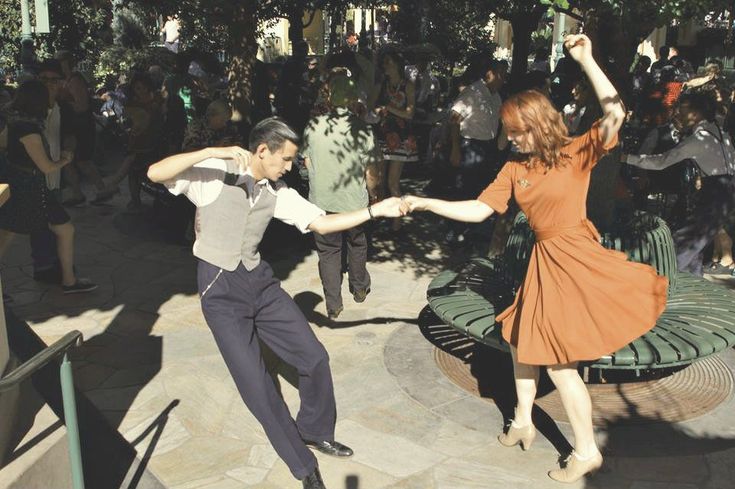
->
[147, 117, 402, 489]
[402, 35, 667, 483]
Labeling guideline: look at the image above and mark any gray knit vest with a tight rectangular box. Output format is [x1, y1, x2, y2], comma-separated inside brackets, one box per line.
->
[192, 180, 277, 271]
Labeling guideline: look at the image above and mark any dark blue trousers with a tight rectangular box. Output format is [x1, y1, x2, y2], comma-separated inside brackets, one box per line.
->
[673, 176, 735, 276]
[197, 259, 335, 480]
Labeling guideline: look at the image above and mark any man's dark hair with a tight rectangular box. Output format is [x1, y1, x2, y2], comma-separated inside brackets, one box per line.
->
[635, 55, 651, 71]
[466, 54, 504, 81]
[658, 45, 670, 60]
[11, 79, 49, 120]
[248, 117, 300, 153]
[678, 92, 717, 122]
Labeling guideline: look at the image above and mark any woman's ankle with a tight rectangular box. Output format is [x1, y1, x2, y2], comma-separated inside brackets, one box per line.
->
[511, 411, 533, 427]
[573, 445, 601, 460]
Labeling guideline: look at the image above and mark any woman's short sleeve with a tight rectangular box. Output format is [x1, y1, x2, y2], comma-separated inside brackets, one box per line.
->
[477, 162, 514, 214]
[13, 120, 42, 139]
[575, 119, 619, 170]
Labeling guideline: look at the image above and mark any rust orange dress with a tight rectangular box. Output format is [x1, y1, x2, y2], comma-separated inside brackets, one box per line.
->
[478, 121, 668, 366]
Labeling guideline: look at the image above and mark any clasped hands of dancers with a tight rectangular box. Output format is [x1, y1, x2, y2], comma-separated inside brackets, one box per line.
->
[148, 34, 665, 488]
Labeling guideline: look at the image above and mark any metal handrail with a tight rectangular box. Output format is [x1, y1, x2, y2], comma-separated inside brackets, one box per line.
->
[0, 330, 85, 489]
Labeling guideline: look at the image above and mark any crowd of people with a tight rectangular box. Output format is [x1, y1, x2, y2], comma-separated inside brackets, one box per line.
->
[0, 27, 734, 489]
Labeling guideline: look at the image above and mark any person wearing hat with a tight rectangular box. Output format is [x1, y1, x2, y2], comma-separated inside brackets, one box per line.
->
[301, 74, 380, 318]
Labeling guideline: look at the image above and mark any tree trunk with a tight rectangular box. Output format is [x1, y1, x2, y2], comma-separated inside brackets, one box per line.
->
[329, 8, 343, 51]
[226, 4, 258, 123]
[584, 7, 655, 105]
[288, 4, 305, 47]
[508, 15, 535, 88]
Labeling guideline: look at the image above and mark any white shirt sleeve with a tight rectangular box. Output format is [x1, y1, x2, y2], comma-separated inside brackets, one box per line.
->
[164, 158, 233, 207]
[451, 90, 470, 120]
[274, 187, 326, 233]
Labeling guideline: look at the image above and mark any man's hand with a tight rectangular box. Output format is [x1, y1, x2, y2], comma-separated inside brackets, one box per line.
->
[401, 195, 429, 213]
[59, 150, 74, 166]
[371, 196, 404, 218]
[208, 146, 250, 172]
[564, 34, 594, 66]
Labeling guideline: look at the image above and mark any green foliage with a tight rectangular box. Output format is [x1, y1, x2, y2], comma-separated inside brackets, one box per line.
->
[390, 0, 496, 68]
[0, 0, 111, 73]
[0, 0, 21, 69]
[531, 25, 553, 54]
[95, 45, 177, 88]
[567, 0, 731, 29]
[112, 2, 151, 48]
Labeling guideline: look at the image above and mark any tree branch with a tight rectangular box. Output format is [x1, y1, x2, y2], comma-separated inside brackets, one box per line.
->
[303, 8, 318, 28]
[303, 0, 331, 28]
[552, 6, 585, 22]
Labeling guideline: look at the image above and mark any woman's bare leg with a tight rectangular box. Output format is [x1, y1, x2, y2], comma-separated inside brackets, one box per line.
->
[510, 345, 539, 426]
[48, 222, 76, 286]
[546, 363, 599, 458]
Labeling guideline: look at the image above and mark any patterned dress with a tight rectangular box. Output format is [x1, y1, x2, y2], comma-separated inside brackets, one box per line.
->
[375, 79, 419, 162]
[0, 118, 70, 234]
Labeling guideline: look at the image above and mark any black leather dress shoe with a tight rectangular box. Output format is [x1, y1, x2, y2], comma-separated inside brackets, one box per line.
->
[304, 439, 353, 457]
[302, 467, 326, 489]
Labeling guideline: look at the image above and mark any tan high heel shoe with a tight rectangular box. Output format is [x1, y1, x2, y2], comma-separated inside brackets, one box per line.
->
[548, 451, 603, 483]
[497, 422, 536, 451]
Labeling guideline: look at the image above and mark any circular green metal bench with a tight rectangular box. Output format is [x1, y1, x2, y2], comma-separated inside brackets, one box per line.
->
[427, 212, 735, 371]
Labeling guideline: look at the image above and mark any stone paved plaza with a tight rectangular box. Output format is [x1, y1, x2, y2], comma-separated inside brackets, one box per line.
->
[3, 185, 735, 489]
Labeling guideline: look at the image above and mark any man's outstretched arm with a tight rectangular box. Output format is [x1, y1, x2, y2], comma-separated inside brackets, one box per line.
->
[308, 197, 404, 235]
[148, 146, 250, 183]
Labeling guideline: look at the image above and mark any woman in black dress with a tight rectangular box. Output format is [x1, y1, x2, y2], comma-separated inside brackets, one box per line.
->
[0, 80, 97, 293]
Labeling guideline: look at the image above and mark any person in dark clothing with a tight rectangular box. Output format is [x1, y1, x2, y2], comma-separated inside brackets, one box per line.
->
[624, 92, 735, 276]
[0, 80, 97, 294]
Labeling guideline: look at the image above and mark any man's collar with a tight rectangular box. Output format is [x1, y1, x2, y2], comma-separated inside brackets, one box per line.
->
[243, 167, 277, 195]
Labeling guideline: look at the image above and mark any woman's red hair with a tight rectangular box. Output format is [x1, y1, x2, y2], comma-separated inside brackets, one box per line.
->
[500, 90, 572, 169]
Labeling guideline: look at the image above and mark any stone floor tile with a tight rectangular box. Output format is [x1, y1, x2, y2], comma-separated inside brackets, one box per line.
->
[246, 444, 280, 469]
[334, 419, 446, 478]
[161, 370, 238, 436]
[383, 469, 436, 489]
[85, 377, 169, 413]
[170, 475, 248, 489]
[613, 455, 709, 484]
[433, 456, 570, 489]
[73, 362, 118, 391]
[149, 436, 251, 487]
[225, 467, 270, 486]
[629, 483, 699, 489]
[265, 454, 397, 489]
[429, 396, 504, 435]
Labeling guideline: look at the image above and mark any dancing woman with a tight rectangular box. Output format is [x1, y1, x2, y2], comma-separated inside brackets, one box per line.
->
[403, 35, 667, 482]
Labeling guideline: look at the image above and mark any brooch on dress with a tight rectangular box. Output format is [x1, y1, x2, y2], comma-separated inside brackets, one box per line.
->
[517, 178, 532, 188]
